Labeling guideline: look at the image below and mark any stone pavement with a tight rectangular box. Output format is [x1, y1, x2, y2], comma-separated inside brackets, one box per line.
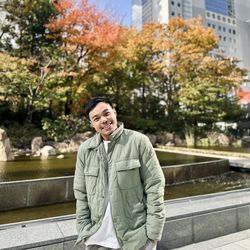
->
[174, 229, 250, 250]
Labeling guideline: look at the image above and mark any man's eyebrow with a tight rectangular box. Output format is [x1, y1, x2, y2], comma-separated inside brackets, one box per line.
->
[102, 108, 110, 113]
[91, 108, 110, 119]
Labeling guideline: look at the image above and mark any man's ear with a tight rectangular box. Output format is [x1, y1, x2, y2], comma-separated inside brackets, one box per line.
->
[113, 108, 117, 115]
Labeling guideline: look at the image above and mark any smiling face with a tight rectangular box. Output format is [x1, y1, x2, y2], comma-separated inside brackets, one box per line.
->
[89, 102, 118, 141]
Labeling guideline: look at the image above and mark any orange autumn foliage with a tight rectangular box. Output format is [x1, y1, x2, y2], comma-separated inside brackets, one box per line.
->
[47, 0, 124, 51]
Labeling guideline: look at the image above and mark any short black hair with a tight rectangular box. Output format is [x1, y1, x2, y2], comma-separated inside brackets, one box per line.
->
[84, 97, 113, 120]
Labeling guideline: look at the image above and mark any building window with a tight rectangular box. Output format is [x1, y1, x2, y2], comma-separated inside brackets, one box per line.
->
[212, 24, 216, 29]
[229, 28, 231, 33]
[207, 23, 211, 27]
[205, 0, 228, 16]
[232, 30, 236, 35]
[171, 1, 174, 5]
[228, 18, 231, 23]
[232, 20, 236, 24]
[207, 12, 210, 17]
[212, 13, 215, 18]
[217, 15, 221, 20]
[218, 26, 221, 31]
[223, 36, 226, 41]
[171, 12, 175, 16]
[177, 3, 181, 7]
[222, 16, 226, 22]
[223, 27, 226, 32]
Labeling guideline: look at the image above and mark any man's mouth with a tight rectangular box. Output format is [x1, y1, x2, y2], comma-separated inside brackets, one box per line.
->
[102, 122, 112, 130]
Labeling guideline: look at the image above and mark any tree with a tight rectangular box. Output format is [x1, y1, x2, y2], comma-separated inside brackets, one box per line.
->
[111, 23, 167, 123]
[0, 52, 37, 120]
[130, 17, 245, 145]
[46, 0, 126, 115]
[0, 0, 61, 123]
[177, 54, 245, 145]
[163, 18, 245, 145]
[84, 28, 139, 116]
[1, 0, 58, 57]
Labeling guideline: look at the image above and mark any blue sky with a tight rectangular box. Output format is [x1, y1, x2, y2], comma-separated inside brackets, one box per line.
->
[91, 0, 132, 26]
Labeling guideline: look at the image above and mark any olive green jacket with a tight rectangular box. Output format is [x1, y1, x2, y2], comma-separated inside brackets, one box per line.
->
[74, 123, 165, 250]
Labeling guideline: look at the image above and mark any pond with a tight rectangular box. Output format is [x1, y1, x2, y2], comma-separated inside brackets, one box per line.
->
[0, 151, 216, 182]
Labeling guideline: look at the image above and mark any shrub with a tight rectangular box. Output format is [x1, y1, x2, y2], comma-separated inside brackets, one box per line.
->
[5, 123, 45, 149]
[42, 115, 88, 142]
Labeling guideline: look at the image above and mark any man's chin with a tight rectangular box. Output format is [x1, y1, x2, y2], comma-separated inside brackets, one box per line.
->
[101, 124, 117, 135]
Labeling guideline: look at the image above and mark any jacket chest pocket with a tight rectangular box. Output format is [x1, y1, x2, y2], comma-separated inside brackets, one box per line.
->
[84, 166, 99, 195]
[115, 159, 141, 190]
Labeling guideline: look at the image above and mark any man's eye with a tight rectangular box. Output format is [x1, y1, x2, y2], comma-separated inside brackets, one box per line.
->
[93, 118, 100, 122]
[104, 112, 110, 116]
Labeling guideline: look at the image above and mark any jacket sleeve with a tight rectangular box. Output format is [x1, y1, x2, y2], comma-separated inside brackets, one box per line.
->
[139, 135, 166, 241]
[73, 148, 91, 238]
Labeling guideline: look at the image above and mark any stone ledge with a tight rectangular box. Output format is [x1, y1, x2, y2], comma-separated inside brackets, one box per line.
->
[156, 146, 250, 159]
[174, 228, 250, 250]
[0, 222, 66, 249]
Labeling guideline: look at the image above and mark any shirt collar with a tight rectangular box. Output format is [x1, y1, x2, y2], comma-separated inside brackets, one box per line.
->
[87, 122, 124, 149]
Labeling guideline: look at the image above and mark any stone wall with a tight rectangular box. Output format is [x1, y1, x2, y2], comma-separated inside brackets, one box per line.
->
[162, 159, 229, 185]
[0, 176, 74, 211]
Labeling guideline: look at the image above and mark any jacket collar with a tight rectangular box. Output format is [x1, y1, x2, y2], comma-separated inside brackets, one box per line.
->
[87, 122, 124, 149]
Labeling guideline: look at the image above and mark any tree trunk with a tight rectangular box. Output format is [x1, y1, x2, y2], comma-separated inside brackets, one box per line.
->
[25, 99, 34, 124]
[184, 125, 197, 147]
[141, 82, 146, 118]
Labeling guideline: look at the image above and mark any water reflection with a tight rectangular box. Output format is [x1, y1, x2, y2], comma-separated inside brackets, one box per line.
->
[0, 153, 76, 182]
[0, 202, 76, 225]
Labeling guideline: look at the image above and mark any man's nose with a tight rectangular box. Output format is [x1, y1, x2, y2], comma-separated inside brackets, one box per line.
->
[100, 116, 108, 123]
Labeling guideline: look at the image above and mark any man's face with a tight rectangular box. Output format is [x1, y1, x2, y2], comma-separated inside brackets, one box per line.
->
[89, 102, 118, 141]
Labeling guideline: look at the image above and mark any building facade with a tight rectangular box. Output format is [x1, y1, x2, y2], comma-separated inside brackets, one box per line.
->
[132, 0, 250, 81]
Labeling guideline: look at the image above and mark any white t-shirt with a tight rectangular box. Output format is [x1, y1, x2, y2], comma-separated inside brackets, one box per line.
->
[85, 141, 120, 248]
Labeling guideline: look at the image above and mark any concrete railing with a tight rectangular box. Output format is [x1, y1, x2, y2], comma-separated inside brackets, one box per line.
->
[0, 176, 74, 211]
[1, 188, 250, 249]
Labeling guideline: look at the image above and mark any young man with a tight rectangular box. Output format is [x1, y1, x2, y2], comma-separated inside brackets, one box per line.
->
[74, 97, 165, 250]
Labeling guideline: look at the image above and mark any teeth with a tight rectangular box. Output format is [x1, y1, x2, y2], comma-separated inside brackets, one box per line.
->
[103, 123, 111, 129]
